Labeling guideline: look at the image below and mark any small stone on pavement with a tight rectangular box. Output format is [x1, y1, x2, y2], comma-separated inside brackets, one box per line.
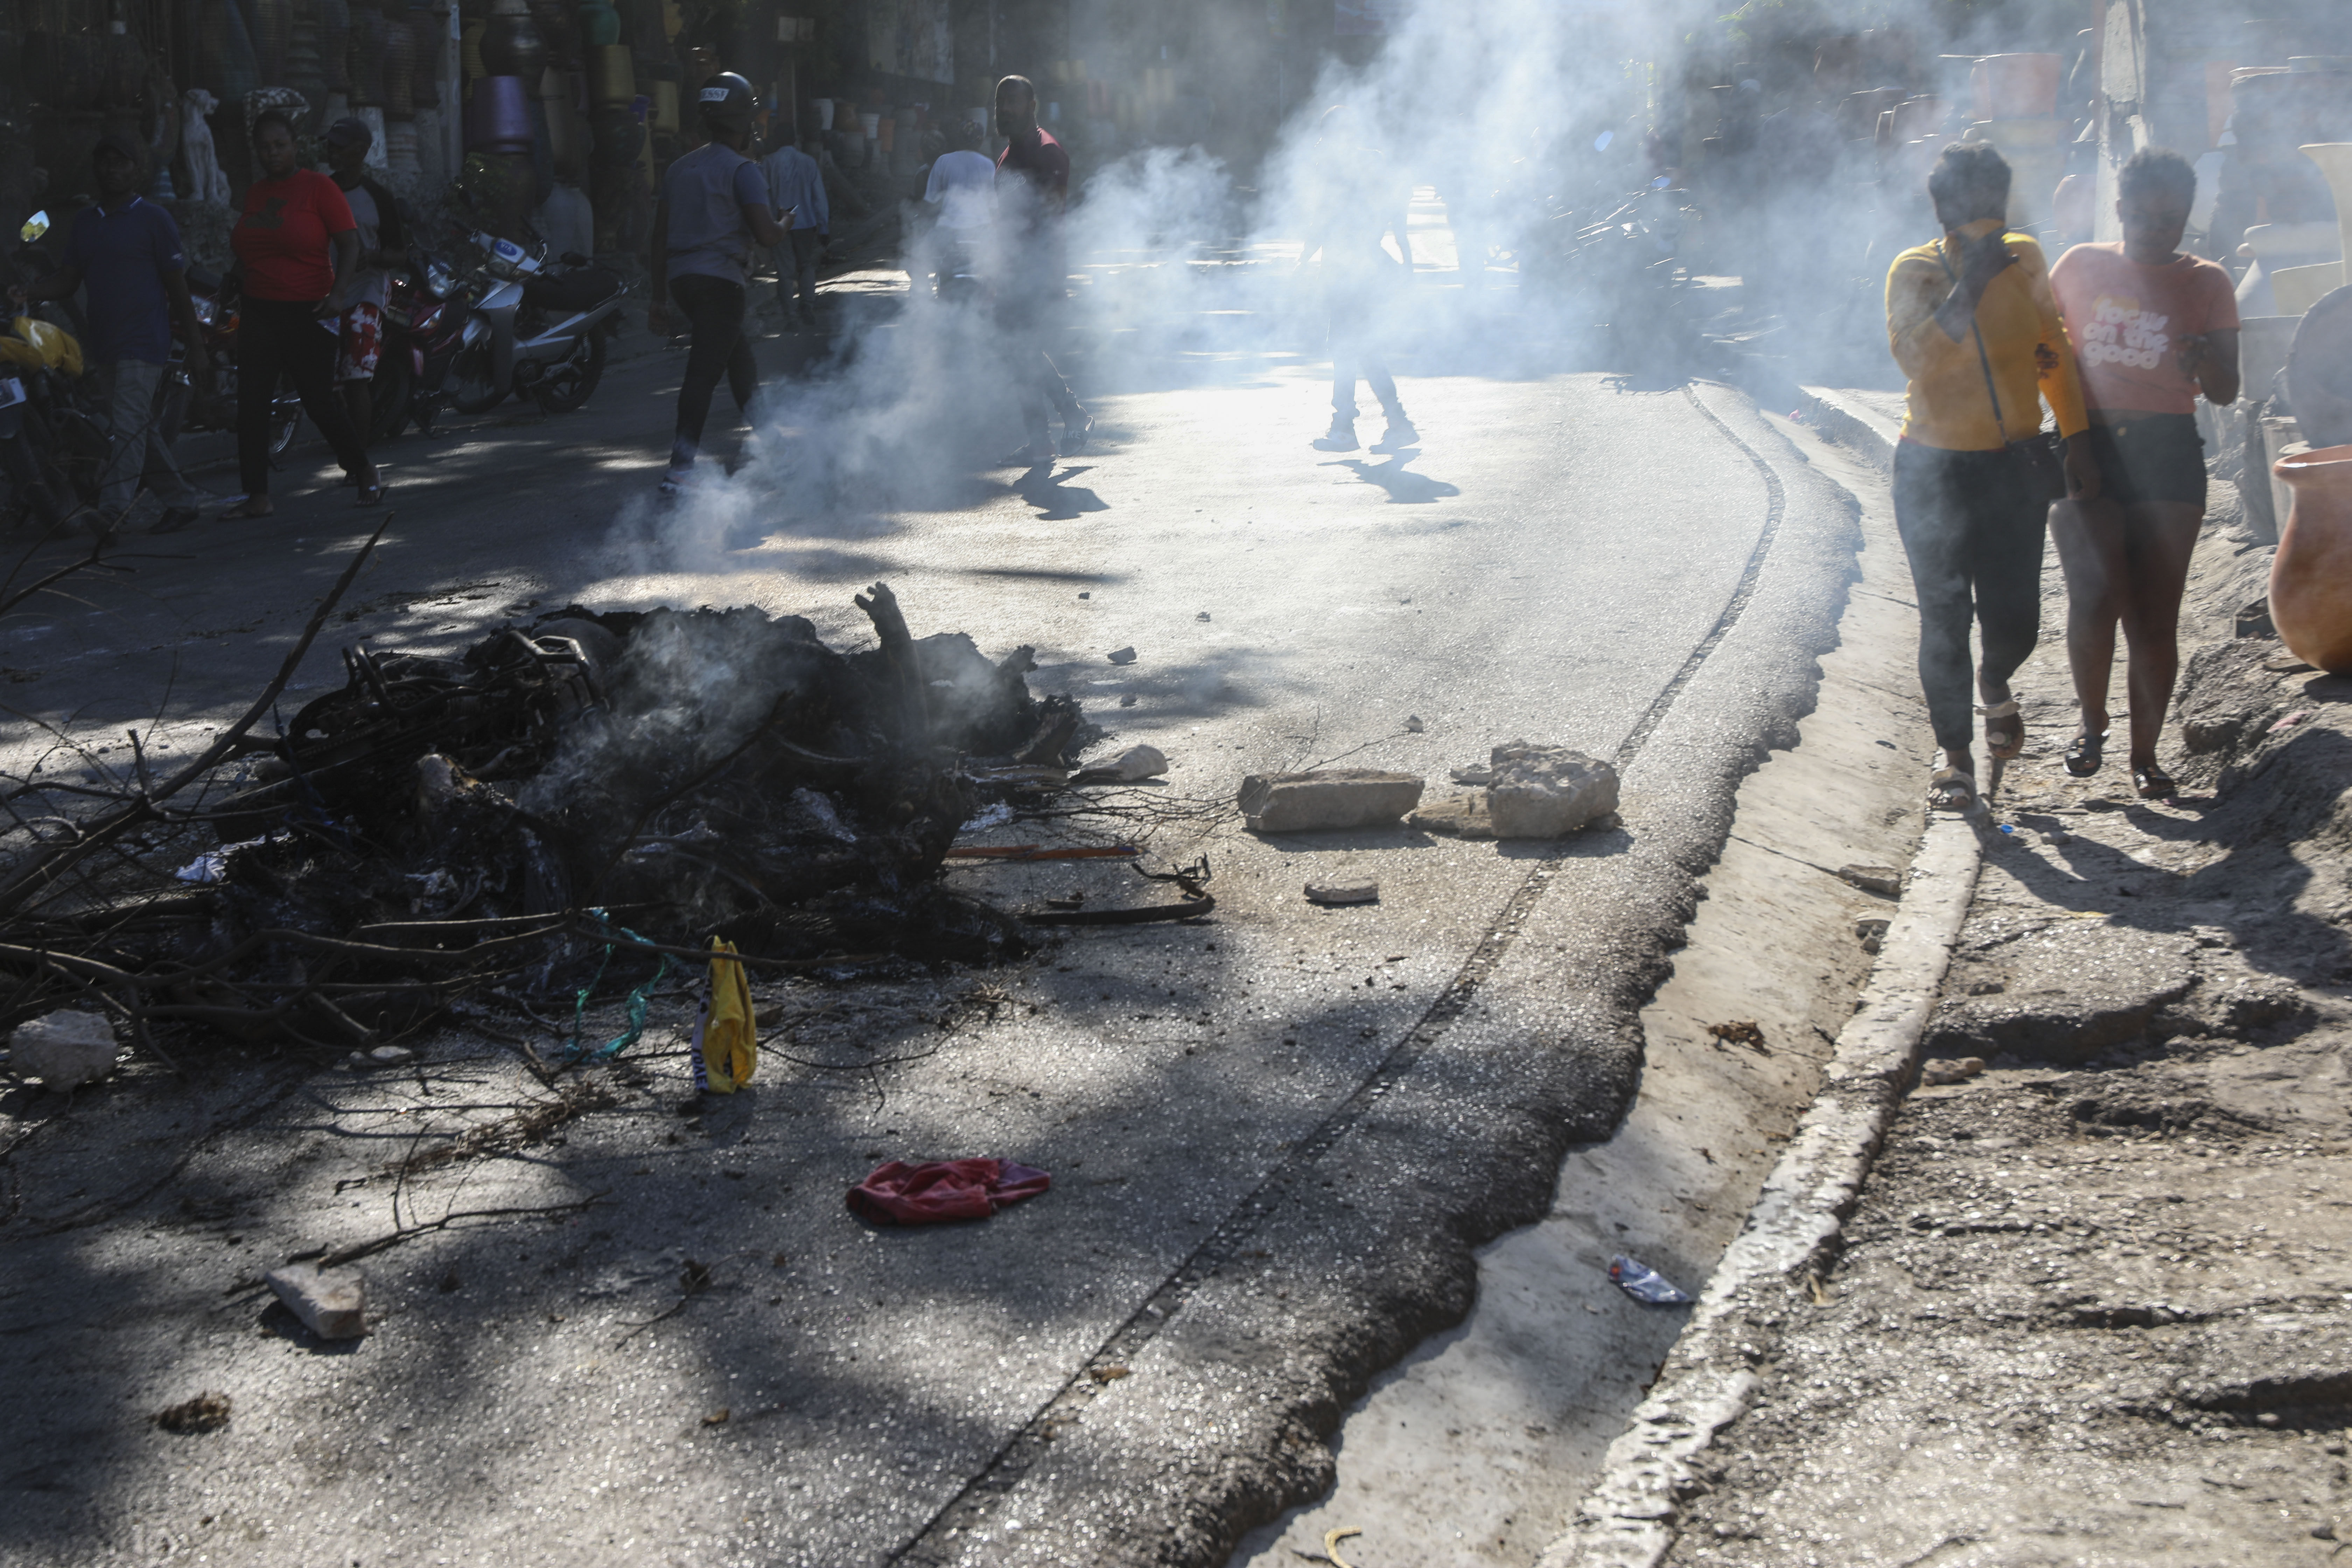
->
[264, 1262, 368, 1339]
[10, 1011, 119, 1089]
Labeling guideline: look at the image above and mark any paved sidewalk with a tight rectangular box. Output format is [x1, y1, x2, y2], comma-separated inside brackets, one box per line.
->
[1628, 475, 2352, 1566]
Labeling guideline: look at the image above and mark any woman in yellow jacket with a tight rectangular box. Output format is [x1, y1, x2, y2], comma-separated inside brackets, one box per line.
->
[1884, 144, 2101, 811]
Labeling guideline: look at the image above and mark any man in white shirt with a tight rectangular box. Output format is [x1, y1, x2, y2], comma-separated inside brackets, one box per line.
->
[922, 121, 995, 298]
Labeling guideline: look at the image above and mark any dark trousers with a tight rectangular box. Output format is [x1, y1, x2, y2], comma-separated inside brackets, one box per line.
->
[669, 273, 758, 474]
[1001, 290, 1080, 444]
[236, 296, 371, 497]
[775, 229, 823, 319]
[1329, 299, 1400, 421]
[1891, 440, 2046, 752]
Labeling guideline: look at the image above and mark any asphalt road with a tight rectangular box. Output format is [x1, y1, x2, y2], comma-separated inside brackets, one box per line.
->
[0, 240, 1868, 1566]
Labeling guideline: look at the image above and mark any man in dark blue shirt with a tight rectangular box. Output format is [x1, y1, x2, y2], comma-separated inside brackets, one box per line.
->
[17, 133, 209, 533]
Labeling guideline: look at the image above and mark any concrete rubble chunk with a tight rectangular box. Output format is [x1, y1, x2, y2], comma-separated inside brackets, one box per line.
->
[1838, 864, 1904, 897]
[1305, 882, 1380, 906]
[10, 1011, 119, 1089]
[1112, 744, 1168, 781]
[1238, 769, 1423, 833]
[1484, 741, 1620, 839]
[264, 1262, 368, 1340]
[1106, 646, 1138, 665]
[1409, 795, 1496, 839]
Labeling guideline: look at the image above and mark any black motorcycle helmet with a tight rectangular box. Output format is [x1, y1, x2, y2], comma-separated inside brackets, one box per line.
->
[696, 72, 756, 135]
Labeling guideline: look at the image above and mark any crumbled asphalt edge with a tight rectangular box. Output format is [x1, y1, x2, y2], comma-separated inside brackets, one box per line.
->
[885, 385, 1868, 1567]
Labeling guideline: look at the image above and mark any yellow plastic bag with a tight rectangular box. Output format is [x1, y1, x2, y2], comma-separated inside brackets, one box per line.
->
[691, 938, 756, 1094]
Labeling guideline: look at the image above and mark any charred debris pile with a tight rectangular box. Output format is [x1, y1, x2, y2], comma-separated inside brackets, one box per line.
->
[0, 552, 1196, 1062]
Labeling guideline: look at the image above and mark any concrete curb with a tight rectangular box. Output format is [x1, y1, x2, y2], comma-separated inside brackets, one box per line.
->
[1532, 789, 1983, 1562]
[1790, 386, 1898, 472]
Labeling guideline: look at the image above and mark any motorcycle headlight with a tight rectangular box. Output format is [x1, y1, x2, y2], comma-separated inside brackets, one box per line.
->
[425, 261, 457, 299]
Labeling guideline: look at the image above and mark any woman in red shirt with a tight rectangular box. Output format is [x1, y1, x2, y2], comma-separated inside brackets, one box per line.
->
[223, 109, 381, 515]
[2049, 148, 2240, 797]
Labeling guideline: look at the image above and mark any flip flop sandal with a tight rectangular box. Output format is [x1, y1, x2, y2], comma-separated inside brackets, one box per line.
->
[356, 479, 386, 507]
[2063, 729, 2106, 777]
[1928, 766, 1978, 813]
[1983, 699, 2025, 761]
[2133, 763, 2176, 799]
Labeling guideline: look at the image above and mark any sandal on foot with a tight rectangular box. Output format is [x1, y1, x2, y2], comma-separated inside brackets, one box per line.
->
[2133, 763, 2176, 799]
[355, 478, 385, 507]
[1983, 699, 2025, 761]
[2063, 729, 2106, 777]
[218, 498, 272, 521]
[1928, 766, 1978, 813]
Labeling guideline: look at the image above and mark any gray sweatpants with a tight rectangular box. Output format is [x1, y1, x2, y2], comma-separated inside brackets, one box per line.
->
[93, 358, 194, 518]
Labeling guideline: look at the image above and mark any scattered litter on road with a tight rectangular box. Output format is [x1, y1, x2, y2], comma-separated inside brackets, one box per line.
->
[1837, 864, 1903, 897]
[1088, 1364, 1131, 1384]
[702, 1407, 730, 1427]
[1609, 1254, 1692, 1305]
[1239, 769, 1424, 832]
[1920, 1056, 1987, 1086]
[1325, 1525, 1364, 1567]
[264, 1262, 368, 1339]
[1107, 646, 1138, 664]
[172, 835, 272, 884]
[690, 940, 756, 1095]
[1196, 610, 1211, 621]
[960, 803, 1016, 833]
[1306, 882, 1380, 906]
[2270, 709, 2312, 732]
[847, 1158, 1052, 1224]
[1805, 1270, 1834, 1305]
[10, 1011, 118, 1089]
[153, 1393, 232, 1434]
[1707, 1020, 1765, 1048]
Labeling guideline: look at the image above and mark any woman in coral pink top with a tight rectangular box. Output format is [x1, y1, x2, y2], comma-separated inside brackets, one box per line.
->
[2048, 148, 2240, 797]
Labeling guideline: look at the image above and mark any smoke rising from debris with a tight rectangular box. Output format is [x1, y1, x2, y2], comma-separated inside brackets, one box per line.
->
[605, 0, 2105, 574]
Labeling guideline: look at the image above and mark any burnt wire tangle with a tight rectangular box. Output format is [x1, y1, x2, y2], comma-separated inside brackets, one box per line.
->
[0, 560, 1181, 1064]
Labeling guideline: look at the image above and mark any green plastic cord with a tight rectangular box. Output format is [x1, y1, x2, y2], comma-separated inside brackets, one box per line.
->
[565, 907, 673, 1062]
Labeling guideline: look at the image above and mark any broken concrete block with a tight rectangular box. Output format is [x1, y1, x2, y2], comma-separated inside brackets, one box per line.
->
[1855, 916, 1891, 953]
[1113, 744, 1168, 781]
[264, 1262, 368, 1340]
[1838, 864, 1903, 897]
[1238, 770, 1424, 833]
[1484, 742, 1620, 839]
[1106, 646, 1138, 665]
[10, 1011, 118, 1089]
[1305, 882, 1380, 906]
[1407, 795, 1496, 839]
[1920, 1057, 1987, 1087]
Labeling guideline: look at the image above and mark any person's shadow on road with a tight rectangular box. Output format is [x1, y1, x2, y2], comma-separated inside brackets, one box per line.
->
[1324, 451, 1460, 504]
[1014, 463, 1110, 521]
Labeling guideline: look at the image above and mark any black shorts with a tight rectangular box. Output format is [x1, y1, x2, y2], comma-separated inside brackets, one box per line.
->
[2085, 413, 2205, 508]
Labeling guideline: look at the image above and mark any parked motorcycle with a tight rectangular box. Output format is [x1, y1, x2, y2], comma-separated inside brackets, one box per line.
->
[368, 248, 469, 441]
[0, 308, 104, 527]
[434, 230, 626, 416]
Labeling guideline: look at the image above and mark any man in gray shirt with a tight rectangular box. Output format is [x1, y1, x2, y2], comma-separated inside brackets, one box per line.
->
[648, 72, 786, 495]
[760, 130, 828, 330]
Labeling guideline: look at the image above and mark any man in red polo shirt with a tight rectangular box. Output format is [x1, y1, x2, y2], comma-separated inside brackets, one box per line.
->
[993, 74, 1090, 468]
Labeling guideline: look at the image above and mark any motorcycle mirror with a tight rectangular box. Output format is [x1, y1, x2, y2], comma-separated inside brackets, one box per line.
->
[19, 210, 48, 243]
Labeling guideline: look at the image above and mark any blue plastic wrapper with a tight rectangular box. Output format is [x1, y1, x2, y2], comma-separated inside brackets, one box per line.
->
[1609, 1254, 1692, 1305]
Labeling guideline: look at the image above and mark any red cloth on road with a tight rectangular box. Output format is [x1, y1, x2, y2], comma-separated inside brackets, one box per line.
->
[847, 1158, 1051, 1224]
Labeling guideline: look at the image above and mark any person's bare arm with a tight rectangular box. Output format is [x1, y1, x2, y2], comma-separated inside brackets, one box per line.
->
[164, 269, 208, 374]
[320, 229, 360, 315]
[648, 192, 671, 335]
[746, 201, 787, 251]
[2181, 328, 2241, 405]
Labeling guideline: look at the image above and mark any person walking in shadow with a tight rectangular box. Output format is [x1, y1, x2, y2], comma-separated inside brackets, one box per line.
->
[992, 74, 1091, 468]
[221, 108, 382, 516]
[648, 72, 787, 497]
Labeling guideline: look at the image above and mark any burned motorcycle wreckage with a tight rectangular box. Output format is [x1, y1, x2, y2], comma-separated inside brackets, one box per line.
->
[0, 580, 1111, 1056]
